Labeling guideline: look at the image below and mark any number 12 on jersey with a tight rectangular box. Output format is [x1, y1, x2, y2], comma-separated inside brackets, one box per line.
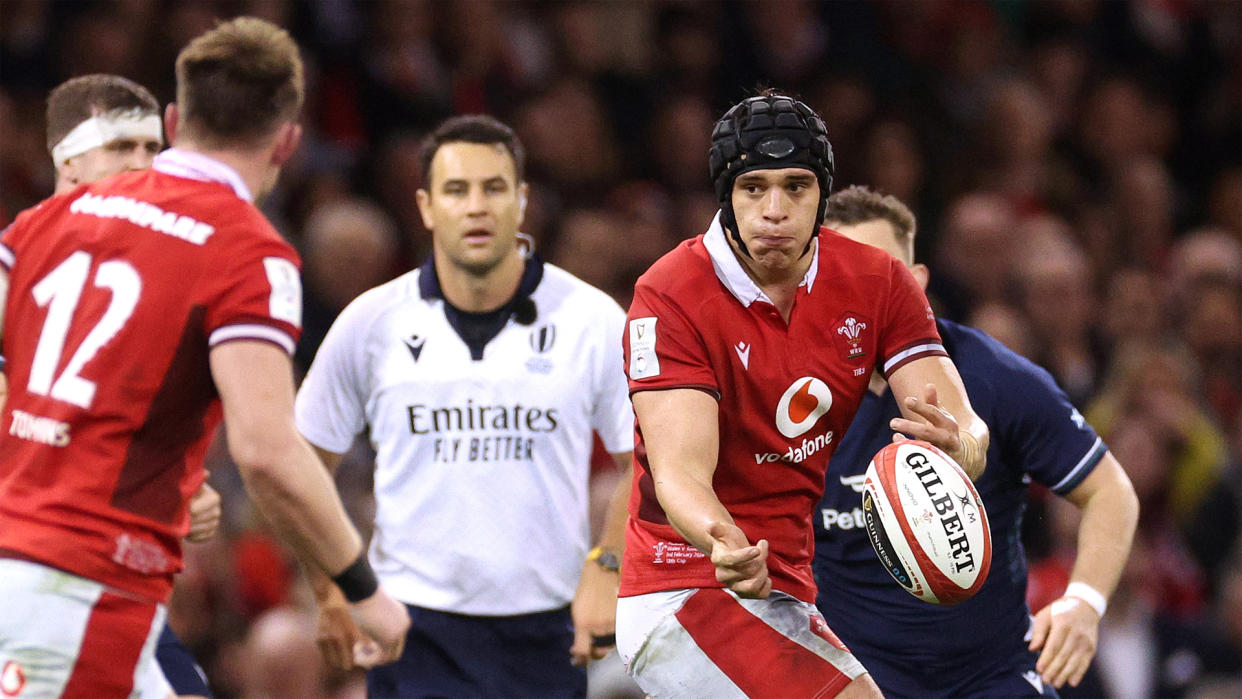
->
[28, 250, 141, 409]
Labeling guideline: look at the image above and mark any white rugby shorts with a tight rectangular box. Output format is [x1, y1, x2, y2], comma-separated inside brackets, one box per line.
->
[616, 587, 866, 698]
[0, 558, 173, 698]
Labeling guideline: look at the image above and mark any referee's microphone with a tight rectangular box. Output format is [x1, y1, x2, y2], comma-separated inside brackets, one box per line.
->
[513, 297, 537, 325]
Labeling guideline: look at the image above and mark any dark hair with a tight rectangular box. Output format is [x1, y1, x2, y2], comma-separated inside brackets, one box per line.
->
[826, 185, 917, 243]
[174, 16, 304, 148]
[46, 74, 159, 153]
[418, 115, 526, 186]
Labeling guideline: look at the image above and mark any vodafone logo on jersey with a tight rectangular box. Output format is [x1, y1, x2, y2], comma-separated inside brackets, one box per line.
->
[775, 377, 833, 438]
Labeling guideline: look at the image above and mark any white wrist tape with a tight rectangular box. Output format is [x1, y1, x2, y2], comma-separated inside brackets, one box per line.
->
[51, 109, 162, 167]
[1049, 597, 1080, 616]
[1064, 581, 1107, 617]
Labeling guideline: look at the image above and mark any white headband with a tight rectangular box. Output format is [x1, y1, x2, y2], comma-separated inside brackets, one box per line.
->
[51, 109, 163, 167]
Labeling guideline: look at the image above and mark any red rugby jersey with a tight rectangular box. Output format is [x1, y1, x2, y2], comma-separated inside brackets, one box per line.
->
[620, 215, 945, 603]
[0, 149, 301, 603]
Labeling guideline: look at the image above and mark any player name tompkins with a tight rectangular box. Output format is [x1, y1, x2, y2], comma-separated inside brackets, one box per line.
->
[71, 193, 216, 245]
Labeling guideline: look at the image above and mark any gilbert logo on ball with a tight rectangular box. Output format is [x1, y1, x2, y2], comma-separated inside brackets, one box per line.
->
[862, 440, 991, 604]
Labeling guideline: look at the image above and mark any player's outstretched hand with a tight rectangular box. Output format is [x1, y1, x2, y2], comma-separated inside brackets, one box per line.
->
[708, 521, 771, 599]
[890, 384, 960, 453]
[314, 583, 365, 670]
[185, 480, 222, 543]
[347, 586, 410, 668]
[1028, 595, 1100, 689]
[569, 561, 619, 666]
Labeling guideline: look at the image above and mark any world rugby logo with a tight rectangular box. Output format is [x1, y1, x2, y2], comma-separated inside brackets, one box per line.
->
[775, 377, 832, 438]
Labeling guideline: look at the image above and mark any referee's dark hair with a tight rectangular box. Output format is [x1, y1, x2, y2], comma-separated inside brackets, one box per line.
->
[418, 115, 526, 187]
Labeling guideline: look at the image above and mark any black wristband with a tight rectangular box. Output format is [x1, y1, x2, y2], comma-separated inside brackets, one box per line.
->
[331, 553, 379, 603]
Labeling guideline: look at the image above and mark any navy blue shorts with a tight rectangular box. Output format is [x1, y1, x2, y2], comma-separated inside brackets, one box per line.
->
[156, 625, 212, 697]
[366, 604, 586, 699]
[859, 640, 1059, 699]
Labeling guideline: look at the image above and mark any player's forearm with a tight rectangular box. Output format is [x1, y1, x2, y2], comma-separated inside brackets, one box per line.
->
[235, 437, 364, 578]
[594, 458, 632, 553]
[653, 473, 735, 555]
[1067, 462, 1139, 601]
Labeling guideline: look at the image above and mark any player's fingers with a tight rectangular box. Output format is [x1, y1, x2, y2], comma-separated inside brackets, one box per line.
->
[708, 522, 751, 553]
[1054, 651, 1086, 689]
[1068, 654, 1091, 688]
[1056, 631, 1095, 688]
[320, 629, 351, 670]
[329, 630, 358, 670]
[569, 627, 592, 667]
[318, 635, 347, 670]
[731, 576, 772, 599]
[352, 639, 382, 669]
[1050, 646, 1083, 689]
[902, 395, 957, 429]
[730, 563, 771, 598]
[1038, 628, 1073, 685]
[1035, 622, 1067, 674]
[731, 578, 766, 598]
[390, 633, 406, 664]
[889, 417, 942, 441]
[713, 544, 761, 568]
[715, 561, 759, 586]
[1027, 611, 1051, 651]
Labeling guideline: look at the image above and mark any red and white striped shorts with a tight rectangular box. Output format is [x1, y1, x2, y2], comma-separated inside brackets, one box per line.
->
[0, 558, 172, 698]
[616, 588, 869, 695]
[616, 587, 867, 698]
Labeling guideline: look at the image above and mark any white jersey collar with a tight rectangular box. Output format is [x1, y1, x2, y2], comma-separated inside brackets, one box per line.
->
[703, 210, 819, 307]
[153, 148, 253, 203]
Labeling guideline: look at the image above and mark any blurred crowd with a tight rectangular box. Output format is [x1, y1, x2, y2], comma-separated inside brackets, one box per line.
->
[2, 1, 1240, 697]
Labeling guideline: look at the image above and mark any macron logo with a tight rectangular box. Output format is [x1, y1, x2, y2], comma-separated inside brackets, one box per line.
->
[734, 341, 750, 369]
[404, 334, 426, 361]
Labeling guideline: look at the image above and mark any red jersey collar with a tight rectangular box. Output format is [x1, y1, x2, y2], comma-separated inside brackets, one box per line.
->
[703, 210, 819, 307]
[152, 148, 253, 203]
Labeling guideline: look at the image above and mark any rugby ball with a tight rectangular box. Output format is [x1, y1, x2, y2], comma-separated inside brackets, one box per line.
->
[861, 440, 991, 605]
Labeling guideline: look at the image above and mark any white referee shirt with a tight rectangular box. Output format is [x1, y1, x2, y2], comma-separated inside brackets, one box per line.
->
[295, 257, 633, 615]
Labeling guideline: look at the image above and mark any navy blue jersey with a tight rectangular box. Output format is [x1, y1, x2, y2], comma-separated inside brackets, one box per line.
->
[813, 319, 1106, 697]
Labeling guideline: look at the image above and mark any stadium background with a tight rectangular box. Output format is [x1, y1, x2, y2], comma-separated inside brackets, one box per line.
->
[1, 1, 1239, 696]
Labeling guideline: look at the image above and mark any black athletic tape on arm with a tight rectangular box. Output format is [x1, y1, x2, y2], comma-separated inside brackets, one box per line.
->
[332, 552, 379, 603]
